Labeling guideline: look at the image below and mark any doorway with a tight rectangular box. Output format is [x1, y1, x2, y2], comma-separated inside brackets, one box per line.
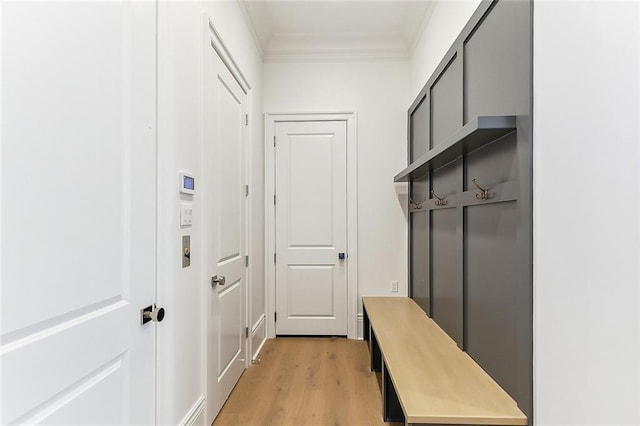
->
[266, 113, 358, 339]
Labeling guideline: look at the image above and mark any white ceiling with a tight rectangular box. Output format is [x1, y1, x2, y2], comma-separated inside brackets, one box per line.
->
[239, 1, 437, 62]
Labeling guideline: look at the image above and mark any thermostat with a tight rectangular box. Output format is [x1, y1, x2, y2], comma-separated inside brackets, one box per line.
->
[179, 172, 195, 195]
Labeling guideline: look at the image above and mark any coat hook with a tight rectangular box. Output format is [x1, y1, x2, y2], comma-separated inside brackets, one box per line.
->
[431, 190, 447, 206]
[472, 178, 489, 200]
[409, 196, 425, 210]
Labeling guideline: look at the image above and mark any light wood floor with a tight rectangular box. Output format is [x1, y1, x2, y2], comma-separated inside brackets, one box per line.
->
[212, 337, 402, 426]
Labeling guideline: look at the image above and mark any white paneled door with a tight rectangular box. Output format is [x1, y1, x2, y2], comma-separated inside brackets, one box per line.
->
[1, 2, 157, 424]
[202, 23, 248, 423]
[275, 121, 348, 335]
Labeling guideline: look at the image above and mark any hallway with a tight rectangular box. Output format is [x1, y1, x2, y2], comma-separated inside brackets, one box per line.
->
[213, 338, 402, 426]
[3, 1, 640, 424]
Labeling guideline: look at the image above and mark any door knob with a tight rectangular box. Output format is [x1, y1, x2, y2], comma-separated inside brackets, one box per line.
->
[141, 305, 166, 325]
[211, 275, 226, 286]
[338, 252, 346, 260]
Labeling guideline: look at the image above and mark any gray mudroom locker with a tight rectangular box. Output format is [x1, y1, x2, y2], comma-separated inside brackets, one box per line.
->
[395, 0, 533, 421]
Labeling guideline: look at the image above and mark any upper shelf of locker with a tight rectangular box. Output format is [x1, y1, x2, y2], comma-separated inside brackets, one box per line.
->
[394, 115, 517, 183]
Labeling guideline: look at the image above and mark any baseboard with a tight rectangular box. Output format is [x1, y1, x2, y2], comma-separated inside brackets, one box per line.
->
[357, 313, 364, 340]
[252, 314, 267, 362]
[179, 395, 206, 426]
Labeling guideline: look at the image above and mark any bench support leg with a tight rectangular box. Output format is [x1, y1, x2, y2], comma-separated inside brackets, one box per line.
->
[363, 306, 370, 344]
[370, 329, 382, 372]
[382, 360, 405, 423]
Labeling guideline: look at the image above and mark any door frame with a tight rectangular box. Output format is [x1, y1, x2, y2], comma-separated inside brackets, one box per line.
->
[265, 112, 358, 339]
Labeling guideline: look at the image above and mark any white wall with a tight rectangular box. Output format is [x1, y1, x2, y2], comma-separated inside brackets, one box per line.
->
[263, 60, 409, 333]
[409, 0, 481, 98]
[156, 1, 263, 424]
[533, 1, 640, 424]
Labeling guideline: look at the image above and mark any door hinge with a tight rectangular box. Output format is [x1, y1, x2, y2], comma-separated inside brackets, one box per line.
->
[245, 184, 249, 197]
[273, 194, 276, 205]
[274, 312, 277, 322]
[274, 253, 276, 264]
[245, 255, 249, 267]
[245, 114, 248, 126]
[245, 326, 249, 338]
[273, 136, 276, 147]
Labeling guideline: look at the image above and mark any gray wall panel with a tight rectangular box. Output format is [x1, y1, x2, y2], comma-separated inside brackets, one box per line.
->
[465, 201, 518, 399]
[411, 212, 429, 315]
[432, 161, 457, 202]
[464, 1, 524, 122]
[411, 175, 429, 204]
[411, 95, 429, 161]
[431, 208, 462, 347]
[465, 132, 518, 192]
[431, 56, 462, 148]
[411, 175, 430, 314]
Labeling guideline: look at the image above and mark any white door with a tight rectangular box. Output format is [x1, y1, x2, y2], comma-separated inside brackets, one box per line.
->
[274, 121, 348, 335]
[202, 26, 248, 423]
[1, 2, 157, 424]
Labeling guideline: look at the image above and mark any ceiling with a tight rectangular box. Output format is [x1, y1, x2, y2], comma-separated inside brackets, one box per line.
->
[239, 1, 437, 62]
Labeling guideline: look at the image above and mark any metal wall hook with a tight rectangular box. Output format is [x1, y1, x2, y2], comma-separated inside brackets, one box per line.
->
[431, 190, 447, 206]
[472, 178, 490, 200]
[409, 197, 425, 210]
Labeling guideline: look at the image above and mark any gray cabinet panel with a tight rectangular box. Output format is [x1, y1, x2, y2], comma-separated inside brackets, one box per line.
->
[411, 175, 430, 314]
[465, 201, 518, 399]
[432, 161, 457, 202]
[464, 1, 524, 122]
[411, 95, 429, 161]
[431, 56, 462, 148]
[411, 174, 429, 204]
[465, 132, 518, 191]
[431, 208, 462, 347]
[411, 211, 429, 315]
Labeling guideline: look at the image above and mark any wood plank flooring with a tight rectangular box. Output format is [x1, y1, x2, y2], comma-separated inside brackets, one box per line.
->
[212, 337, 402, 426]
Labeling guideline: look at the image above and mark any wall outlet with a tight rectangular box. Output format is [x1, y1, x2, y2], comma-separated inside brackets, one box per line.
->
[391, 281, 399, 293]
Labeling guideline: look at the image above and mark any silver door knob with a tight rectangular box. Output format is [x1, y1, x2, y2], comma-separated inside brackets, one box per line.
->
[142, 305, 165, 324]
[211, 275, 226, 286]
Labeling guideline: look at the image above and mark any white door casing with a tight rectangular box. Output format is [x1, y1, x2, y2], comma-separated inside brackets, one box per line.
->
[1, 2, 157, 424]
[266, 114, 358, 339]
[202, 18, 248, 424]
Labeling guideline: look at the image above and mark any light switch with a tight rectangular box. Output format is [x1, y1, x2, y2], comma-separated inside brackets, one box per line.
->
[180, 203, 193, 227]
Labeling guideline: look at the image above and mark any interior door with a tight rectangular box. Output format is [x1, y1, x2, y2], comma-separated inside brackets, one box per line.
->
[202, 24, 248, 423]
[274, 121, 348, 335]
[1, 2, 157, 424]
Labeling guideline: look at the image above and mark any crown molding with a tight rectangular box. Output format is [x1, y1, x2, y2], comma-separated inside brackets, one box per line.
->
[238, 0, 437, 64]
[237, 0, 265, 58]
[264, 31, 409, 63]
[264, 48, 409, 63]
[408, 0, 438, 56]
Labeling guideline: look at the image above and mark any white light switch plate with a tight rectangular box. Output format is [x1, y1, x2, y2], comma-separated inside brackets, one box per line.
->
[180, 202, 193, 227]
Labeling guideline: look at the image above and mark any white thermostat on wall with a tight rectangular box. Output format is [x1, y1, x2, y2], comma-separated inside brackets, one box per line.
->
[179, 172, 195, 195]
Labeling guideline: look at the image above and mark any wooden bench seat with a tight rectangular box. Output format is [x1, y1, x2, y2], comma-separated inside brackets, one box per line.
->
[362, 297, 527, 426]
